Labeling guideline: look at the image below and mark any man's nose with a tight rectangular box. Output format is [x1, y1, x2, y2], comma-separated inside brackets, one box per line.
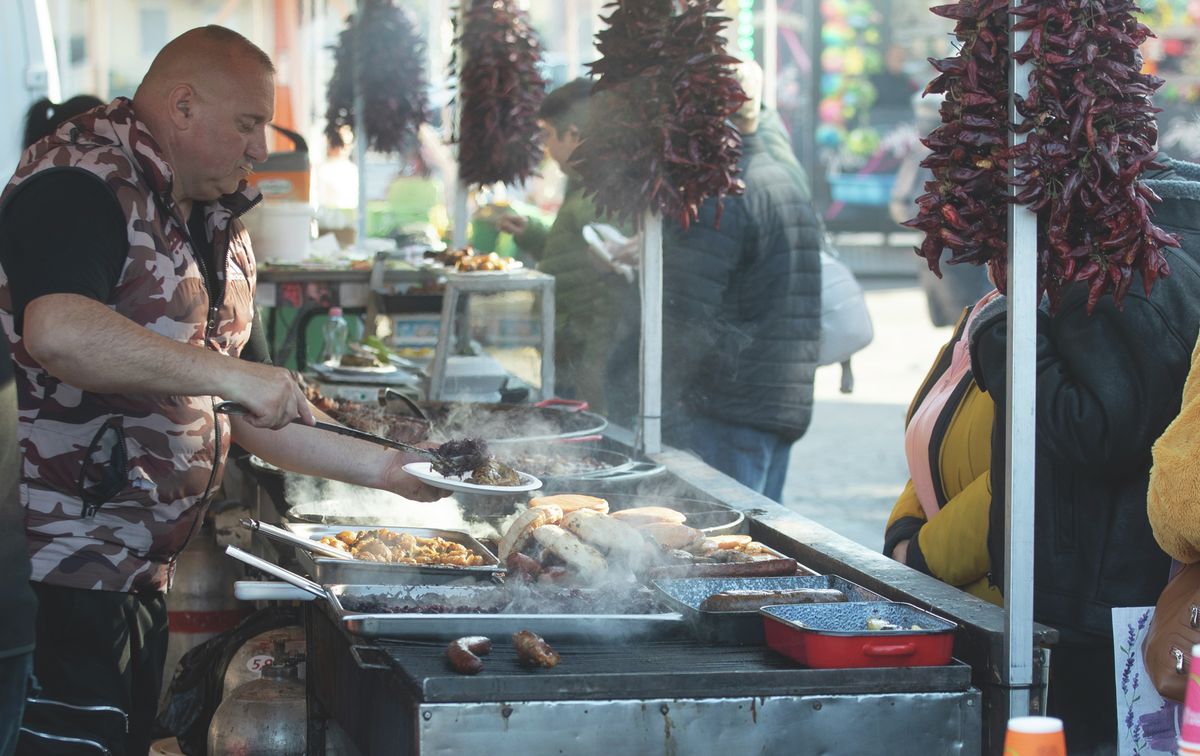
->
[247, 126, 269, 163]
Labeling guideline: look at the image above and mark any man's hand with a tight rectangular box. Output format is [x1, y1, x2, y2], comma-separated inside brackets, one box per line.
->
[497, 214, 528, 236]
[220, 361, 314, 430]
[381, 451, 447, 502]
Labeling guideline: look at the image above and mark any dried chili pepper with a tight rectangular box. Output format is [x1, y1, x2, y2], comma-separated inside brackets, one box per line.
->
[572, 0, 747, 230]
[325, 0, 431, 155]
[453, 0, 547, 187]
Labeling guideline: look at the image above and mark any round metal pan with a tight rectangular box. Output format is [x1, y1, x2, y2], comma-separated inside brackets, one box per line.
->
[494, 445, 634, 479]
[412, 401, 608, 445]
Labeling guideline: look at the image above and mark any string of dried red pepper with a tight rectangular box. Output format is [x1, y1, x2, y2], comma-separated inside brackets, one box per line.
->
[1010, 0, 1176, 311]
[572, 0, 747, 230]
[325, 0, 430, 155]
[454, 0, 547, 188]
[904, 0, 1012, 278]
[907, 0, 1177, 311]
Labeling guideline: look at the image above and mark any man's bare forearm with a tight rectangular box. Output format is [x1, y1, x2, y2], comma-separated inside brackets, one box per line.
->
[232, 415, 422, 491]
[24, 293, 235, 396]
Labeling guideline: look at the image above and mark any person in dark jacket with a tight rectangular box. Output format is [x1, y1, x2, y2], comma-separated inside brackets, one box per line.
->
[662, 60, 823, 502]
[969, 157, 1200, 754]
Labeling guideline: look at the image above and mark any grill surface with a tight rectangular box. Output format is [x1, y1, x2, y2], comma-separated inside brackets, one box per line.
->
[361, 636, 972, 702]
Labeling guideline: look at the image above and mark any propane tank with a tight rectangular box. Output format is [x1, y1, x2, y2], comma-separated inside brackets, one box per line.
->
[208, 647, 305, 756]
[161, 519, 244, 706]
[222, 626, 306, 700]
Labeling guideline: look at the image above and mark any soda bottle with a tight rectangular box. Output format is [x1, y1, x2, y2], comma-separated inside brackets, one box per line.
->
[321, 306, 349, 366]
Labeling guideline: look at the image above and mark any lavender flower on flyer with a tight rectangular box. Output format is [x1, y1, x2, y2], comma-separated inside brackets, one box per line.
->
[1113, 606, 1181, 755]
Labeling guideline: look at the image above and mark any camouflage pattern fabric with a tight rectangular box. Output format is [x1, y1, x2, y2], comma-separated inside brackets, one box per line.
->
[0, 97, 261, 592]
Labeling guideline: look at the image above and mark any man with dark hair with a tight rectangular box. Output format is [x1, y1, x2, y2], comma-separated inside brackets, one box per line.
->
[0, 26, 438, 755]
[498, 78, 633, 414]
[662, 60, 823, 502]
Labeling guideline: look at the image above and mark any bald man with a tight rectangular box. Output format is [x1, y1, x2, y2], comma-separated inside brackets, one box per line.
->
[0, 26, 438, 754]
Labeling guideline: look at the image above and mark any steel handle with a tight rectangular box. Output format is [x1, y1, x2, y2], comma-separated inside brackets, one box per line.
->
[862, 642, 919, 657]
[240, 518, 353, 561]
[551, 434, 605, 444]
[233, 580, 318, 602]
[223, 545, 327, 600]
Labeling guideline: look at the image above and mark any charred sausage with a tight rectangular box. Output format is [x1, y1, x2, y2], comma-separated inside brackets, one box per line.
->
[505, 552, 543, 581]
[446, 636, 492, 674]
[698, 588, 847, 613]
[512, 630, 560, 668]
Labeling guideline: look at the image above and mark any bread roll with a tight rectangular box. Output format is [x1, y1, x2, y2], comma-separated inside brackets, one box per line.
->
[609, 506, 687, 527]
[498, 505, 563, 561]
[529, 494, 609, 515]
[561, 510, 658, 570]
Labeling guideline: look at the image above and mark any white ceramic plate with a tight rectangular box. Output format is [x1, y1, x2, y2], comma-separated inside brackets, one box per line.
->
[402, 461, 543, 494]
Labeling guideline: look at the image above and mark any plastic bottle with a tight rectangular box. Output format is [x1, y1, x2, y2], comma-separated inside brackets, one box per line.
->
[321, 307, 349, 366]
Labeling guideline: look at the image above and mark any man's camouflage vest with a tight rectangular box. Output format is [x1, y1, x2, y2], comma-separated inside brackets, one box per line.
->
[0, 98, 260, 593]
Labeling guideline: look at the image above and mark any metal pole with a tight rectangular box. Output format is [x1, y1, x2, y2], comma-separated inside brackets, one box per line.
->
[452, 0, 469, 248]
[353, 0, 368, 247]
[763, 0, 778, 110]
[1003, 0, 1036, 721]
[639, 211, 663, 454]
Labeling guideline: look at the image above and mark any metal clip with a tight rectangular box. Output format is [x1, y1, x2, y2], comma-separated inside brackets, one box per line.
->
[1190, 605, 1199, 629]
[1173, 647, 1186, 674]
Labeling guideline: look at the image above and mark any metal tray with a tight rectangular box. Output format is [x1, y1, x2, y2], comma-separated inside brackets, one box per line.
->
[327, 584, 684, 642]
[652, 575, 883, 645]
[284, 523, 502, 585]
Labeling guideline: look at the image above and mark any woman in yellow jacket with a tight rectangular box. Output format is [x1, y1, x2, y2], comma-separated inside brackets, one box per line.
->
[884, 292, 1003, 605]
[1148, 335, 1200, 562]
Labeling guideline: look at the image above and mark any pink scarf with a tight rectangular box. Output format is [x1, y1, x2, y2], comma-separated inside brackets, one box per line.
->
[904, 290, 999, 519]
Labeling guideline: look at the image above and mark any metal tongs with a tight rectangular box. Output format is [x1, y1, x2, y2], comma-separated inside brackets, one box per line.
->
[240, 517, 353, 560]
[214, 401, 484, 474]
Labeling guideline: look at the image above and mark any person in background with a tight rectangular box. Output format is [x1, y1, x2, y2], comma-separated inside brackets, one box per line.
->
[660, 60, 823, 502]
[969, 157, 1200, 753]
[884, 290, 1001, 605]
[0, 93, 105, 756]
[1148, 335, 1200, 563]
[19, 96, 106, 154]
[497, 79, 634, 415]
[0, 27, 438, 755]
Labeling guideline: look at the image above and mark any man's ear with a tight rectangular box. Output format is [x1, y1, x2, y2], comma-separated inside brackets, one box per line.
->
[166, 84, 196, 131]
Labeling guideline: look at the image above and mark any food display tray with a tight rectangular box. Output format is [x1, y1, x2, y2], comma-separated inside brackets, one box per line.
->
[284, 522, 502, 585]
[652, 575, 883, 645]
[326, 583, 684, 642]
[761, 601, 957, 669]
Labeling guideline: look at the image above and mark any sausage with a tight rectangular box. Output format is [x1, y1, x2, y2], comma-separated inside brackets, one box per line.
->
[512, 630, 560, 668]
[446, 636, 492, 674]
[647, 558, 800, 580]
[537, 565, 571, 584]
[505, 551, 543, 581]
[698, 588, 847, 613]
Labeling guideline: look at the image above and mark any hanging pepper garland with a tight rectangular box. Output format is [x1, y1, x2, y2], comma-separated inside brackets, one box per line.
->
[904, 0, 1012, 278]
[572, 0, 748, 230]
[906, 0, 1178, 311]
[1009, 0, 1175, 310]
[454, 0, 547, 187]
[325, 0, 430, 154]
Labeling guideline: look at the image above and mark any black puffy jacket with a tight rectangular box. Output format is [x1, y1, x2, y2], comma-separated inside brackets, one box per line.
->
[971, 157, 1200, 642]
[662, 115, 823, 442]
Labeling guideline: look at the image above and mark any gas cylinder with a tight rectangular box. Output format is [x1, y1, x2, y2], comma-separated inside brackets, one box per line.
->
[207, 662, 306, 756]
[161, 519, 244, 705]
[222, 626, 306, 699]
